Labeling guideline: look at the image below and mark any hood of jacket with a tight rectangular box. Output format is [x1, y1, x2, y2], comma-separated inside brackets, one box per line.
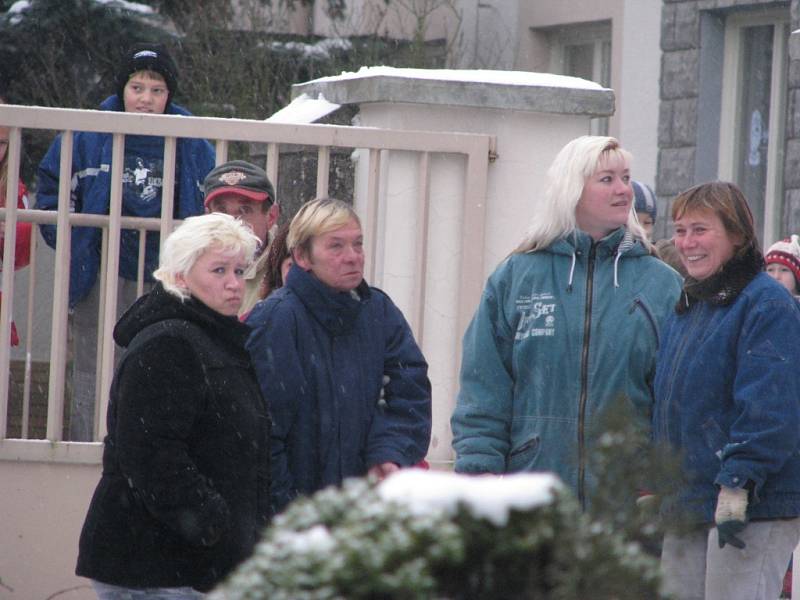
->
[546, 227, 648, 290]
[113, 282, 251, 354]
[283, 263, 372, 336]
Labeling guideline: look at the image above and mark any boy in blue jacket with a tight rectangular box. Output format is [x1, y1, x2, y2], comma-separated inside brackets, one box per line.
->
[36, 42, 215, 441]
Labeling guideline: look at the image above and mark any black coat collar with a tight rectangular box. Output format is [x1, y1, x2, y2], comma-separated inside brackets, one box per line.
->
[676, 245, 764, 314]
[113, 282, 250, 354]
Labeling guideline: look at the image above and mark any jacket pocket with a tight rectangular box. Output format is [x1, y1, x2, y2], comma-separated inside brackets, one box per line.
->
[701, 417, 727, 460]
[506, 436, 541, 473]
[629, 297, 660, 348]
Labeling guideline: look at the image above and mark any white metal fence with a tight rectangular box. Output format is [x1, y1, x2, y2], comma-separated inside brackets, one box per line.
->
[0, 103, 494, 464]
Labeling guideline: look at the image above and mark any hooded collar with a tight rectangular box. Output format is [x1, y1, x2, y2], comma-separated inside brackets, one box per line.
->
[284, 263, 371, 336]
[113, 282, 251, 354]
[547, 227, 646, 291]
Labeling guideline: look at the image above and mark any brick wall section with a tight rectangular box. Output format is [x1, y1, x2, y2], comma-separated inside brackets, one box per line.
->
[4, 360, 58, 439]
[656, 0, 800, 240]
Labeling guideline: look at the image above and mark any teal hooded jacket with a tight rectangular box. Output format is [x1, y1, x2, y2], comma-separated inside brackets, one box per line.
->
[451, 228, 682, 506]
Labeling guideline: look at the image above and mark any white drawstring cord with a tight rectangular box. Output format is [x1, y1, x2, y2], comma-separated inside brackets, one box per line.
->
[567, 251, 577, 291]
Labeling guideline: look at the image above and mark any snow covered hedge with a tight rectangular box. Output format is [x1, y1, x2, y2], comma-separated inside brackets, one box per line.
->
[211, 470, 664, 600]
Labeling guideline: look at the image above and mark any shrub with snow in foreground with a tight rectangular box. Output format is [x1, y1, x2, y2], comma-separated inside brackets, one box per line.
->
[211, 470, 663, 600]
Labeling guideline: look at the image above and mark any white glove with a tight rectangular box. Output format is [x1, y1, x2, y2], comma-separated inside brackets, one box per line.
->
[714, 486, 748, 549]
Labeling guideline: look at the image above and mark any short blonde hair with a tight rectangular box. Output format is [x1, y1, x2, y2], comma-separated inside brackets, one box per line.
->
[288, 198, 360, 259]
[154, 213, 260, 300]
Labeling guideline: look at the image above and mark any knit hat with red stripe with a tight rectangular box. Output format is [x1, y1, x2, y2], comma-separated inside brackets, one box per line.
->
[765, 234, 800, 287]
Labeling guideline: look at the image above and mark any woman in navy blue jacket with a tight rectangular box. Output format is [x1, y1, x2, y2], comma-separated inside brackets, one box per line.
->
[246, 198, 432, 514]
[654, 181, 800, 600]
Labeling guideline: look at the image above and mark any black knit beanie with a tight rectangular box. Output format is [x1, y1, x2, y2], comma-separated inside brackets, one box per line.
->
[116, 43, 178, 107]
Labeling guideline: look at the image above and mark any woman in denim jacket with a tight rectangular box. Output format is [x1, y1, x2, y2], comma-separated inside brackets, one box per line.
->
[451, 136, 682, 508]
[654, 181, 800, 600]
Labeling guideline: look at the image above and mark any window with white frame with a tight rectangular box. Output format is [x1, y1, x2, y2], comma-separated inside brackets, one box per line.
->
[718, 11, 788, 247]
[546, 20, 612, 136]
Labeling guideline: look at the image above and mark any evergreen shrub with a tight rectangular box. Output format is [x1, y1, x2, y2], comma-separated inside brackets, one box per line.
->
[212, 470, 665, 600]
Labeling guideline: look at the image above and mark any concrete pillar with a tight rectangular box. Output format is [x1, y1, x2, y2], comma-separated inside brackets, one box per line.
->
[293, 67, 614, 466]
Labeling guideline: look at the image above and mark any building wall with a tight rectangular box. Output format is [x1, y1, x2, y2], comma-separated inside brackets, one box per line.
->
[231, 1, 664, 190]
[787, 2, 800, 234]
[514, 0, 662, 191]
[657, 0, 799, 241]
[309, 0, 460, 41]
[0, 461, 100, 600]
[618, 0, 663, 193]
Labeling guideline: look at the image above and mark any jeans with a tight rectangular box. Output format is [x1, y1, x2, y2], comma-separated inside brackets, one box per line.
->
[92, 580, 205, 599]
[661, 518, 800, 600]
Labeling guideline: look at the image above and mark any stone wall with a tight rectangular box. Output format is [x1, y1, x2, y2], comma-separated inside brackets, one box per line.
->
[657, 0, 799, 240]
[786, 2, 800, 231]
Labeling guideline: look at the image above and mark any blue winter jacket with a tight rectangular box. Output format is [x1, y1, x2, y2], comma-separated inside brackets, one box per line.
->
[653, 273, 800, 523]
[245, 264, 432, 514]
[451, 228, 683, 505]
[36, 95, 215, 306]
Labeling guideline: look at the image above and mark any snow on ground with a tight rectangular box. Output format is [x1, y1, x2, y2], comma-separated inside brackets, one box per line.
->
[307, 65, 606, 91]
[266, 93, 341, 124]
[378, 469, 563, 526]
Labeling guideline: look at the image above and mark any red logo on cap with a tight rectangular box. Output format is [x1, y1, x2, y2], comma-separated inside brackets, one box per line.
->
[219, 171, 247, 186]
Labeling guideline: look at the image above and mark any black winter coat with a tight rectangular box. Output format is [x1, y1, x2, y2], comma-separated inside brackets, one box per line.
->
[76, 283, 270, 591]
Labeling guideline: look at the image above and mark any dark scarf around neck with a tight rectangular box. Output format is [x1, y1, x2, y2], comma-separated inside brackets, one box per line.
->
[676, 245, 764, 314]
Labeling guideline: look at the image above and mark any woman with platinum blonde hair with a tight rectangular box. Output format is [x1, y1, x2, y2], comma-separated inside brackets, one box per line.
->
[76, 213, 271, 599]
[451, 135, 683, 508]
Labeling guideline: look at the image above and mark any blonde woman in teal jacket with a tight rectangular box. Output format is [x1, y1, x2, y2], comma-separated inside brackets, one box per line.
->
[451, 136, 682, 508]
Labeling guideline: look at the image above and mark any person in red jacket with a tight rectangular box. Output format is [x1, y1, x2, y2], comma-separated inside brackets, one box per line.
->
[0, 95, 32, 346]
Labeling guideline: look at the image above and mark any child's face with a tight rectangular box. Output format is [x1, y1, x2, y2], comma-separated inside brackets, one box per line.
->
[636, 211, 654, 240]
[766, 263, 799, 295]
[123, 71, 168, 114]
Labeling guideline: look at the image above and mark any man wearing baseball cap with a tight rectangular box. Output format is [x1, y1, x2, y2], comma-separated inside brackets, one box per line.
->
[204, 160, 279, 316]
[36, 41, 215, 441]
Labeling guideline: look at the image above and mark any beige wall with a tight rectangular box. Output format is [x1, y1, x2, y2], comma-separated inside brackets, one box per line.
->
[513, 0, 661, 186]
[0, 461, 100, 600]
[517, 2, 625, 136]
[618, 0, 662, 189]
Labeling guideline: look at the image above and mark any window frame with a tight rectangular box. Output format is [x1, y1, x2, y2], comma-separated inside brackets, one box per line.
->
[718, 10, 788, 247]
[546, 20, 612, 136]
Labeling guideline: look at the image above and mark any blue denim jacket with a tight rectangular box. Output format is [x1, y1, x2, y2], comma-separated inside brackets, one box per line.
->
[654, 273, 800, 523]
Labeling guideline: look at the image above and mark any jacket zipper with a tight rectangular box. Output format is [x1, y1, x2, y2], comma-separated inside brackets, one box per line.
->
[577, 243, 597, 509]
